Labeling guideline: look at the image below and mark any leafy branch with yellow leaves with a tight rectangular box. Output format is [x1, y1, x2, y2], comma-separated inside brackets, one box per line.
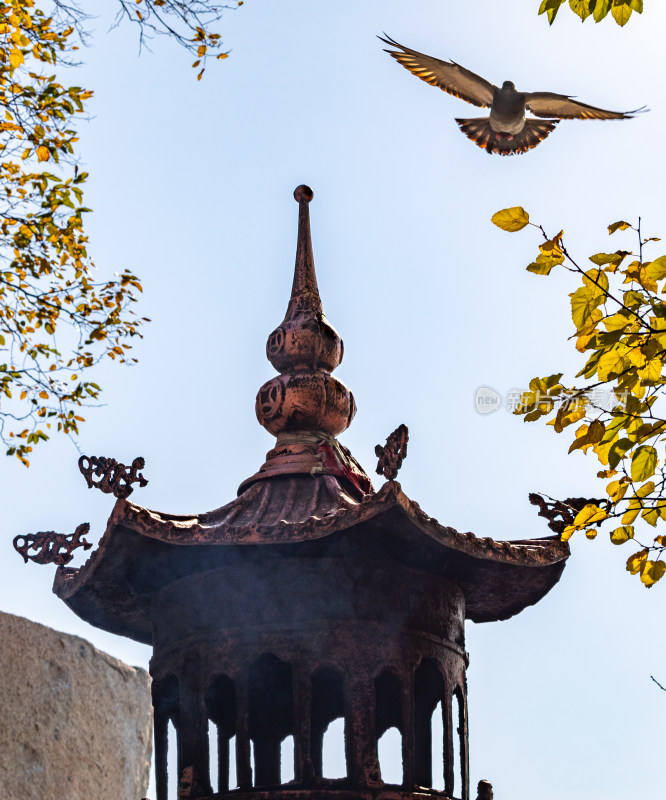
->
[539, 0, 643, 26]
[96, 0, 243, 79]
[0, 1, 147, 466]
[0, 0, 245, 466]
[492, 206, 666, 587]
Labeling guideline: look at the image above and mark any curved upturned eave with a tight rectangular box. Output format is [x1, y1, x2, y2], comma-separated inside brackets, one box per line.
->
[53, 478, 569, 641]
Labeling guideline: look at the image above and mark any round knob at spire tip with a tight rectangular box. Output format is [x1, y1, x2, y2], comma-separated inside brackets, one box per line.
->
[294, 185, 314, 203]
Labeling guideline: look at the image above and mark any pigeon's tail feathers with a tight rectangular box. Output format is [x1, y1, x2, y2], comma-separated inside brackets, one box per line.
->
[455, 117, 559, 155]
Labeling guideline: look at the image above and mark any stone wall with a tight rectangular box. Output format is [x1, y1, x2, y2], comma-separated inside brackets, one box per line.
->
[0, 611, 152, 800]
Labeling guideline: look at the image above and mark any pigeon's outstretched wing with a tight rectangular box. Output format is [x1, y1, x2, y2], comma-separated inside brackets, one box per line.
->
[525, 92, 645, 120]
[379, 34, 496, 109]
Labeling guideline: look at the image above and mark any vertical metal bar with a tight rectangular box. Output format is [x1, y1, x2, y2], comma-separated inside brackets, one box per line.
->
[254, 738, 281, 786]
[347, 678, 380, 786]
[178, 655, 212, 795]
[293, 664, 313, 784]
[217, 724, 229, 794]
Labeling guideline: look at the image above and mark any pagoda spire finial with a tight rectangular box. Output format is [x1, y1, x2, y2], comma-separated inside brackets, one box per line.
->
[238, 186, 372, 497]
[289, 185, 321, 313]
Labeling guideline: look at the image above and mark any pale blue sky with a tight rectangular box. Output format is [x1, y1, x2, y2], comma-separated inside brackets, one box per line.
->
[2, 2, 666, 798]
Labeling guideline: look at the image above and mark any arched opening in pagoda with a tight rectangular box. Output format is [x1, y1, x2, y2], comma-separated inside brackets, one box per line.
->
[375, 669, 403, 785]
[249, 654, 294, 786]
[311, 666, 346, 779]
[206, 674, 237, 792]
[451, 688, 465, 798]
[414, 658, 445, 790]
[153, 674, 180, 800]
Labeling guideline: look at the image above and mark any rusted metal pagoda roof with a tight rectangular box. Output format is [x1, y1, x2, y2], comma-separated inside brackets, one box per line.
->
[53, 185, 568, 643]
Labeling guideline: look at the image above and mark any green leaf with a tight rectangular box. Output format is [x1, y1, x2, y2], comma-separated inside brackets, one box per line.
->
[491, 207, 530, 232]
[610, 525, 634, 545]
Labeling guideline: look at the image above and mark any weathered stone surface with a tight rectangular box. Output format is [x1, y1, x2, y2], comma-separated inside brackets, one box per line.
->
[0, 611, 152, 800]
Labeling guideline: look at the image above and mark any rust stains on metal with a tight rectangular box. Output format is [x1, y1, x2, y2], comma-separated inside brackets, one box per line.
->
[78, 454, 148, 499]
[14, 522, 91, 565]
[375, 424, 409, 481]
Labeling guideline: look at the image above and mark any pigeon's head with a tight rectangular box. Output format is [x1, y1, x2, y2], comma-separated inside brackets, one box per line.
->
[501, 81, 516, 91]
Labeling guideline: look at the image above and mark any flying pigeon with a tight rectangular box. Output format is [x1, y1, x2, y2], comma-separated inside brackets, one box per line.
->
[379, 34, 644, 155]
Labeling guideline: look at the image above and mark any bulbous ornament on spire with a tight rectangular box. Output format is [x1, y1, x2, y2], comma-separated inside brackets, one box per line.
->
[255, 186, 356, 437]
[239, 186, 371, 497]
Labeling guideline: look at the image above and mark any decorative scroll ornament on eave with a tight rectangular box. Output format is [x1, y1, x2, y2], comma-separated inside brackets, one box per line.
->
[376, 424, 409, 481]
[78, 454, 148, 499]
[13, 523, 92, 566]
[13, 454, 148, 567]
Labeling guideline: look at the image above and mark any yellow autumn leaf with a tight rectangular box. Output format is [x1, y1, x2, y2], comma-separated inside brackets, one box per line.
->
[611, 4, 633, 26]
[640, 560, 666, 588]
[631, 445, 658, 482]
[622, 506, 640, 525]
[635, 480, 656, 499]
[561, 524, 576, 542]
[571, 285, 604, 331]
[597, 349, 629, 382]
[606, 479, 628, 503]
[642, 507, 660, 527]
[603, 313, 632, 332]
[637, 357, 662, 383]
[626, 548, 649, 575]
[491, 207, 530, 232]
[645, 256, 666, 282]
[610, 526, 634, 545]
[36, 145, 49, 162]
[573, 503, 607, 528]
[9, 48, 23, 69]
